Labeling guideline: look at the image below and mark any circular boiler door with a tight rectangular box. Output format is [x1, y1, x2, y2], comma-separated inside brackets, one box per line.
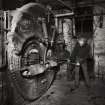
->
[9, 40, 56, 102]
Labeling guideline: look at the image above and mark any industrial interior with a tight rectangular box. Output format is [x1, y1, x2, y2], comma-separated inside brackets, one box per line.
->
[0, 0, 105, 105]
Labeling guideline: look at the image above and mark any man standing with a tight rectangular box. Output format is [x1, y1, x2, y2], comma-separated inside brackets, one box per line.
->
[69, 36, 91, 90]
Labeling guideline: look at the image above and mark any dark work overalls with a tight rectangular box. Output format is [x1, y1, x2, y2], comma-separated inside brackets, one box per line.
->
[68, 42, 91, 88]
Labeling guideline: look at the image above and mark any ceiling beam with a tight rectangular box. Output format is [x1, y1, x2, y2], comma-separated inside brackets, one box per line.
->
[56, 0, 72, 11]
[72, 0, 105, 8]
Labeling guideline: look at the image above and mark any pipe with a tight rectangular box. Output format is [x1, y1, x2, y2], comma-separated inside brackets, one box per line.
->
[55, 12, 74, 18]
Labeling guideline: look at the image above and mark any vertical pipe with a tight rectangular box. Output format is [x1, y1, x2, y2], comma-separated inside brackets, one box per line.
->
[71, 18, 73, 55]
[42, 18, 48, 43]
[1, 10, 4, 105]
[58, 19, 60, 33]
[1, 11, 5, 67]
[62, 18, 64, 34]
[0, 0, 2, 10]
[3, 11, 7, 67]
[55, 17, 58, 29]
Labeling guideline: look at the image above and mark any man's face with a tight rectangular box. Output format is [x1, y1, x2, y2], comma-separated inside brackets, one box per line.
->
[78, 38, 86, 46]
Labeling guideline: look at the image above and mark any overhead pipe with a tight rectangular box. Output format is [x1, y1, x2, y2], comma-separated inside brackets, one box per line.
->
[55, 12, 74, 18]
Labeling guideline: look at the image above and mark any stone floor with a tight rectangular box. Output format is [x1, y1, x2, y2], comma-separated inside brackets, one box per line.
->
[28, 74, 105, 105]
[1, 67, 105, 105]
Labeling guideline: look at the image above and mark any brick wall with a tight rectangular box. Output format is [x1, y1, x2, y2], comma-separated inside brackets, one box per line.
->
[94, 6, 105, 76]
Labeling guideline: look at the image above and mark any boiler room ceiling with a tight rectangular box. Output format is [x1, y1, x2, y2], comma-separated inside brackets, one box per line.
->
[2, 0, 105, 11]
